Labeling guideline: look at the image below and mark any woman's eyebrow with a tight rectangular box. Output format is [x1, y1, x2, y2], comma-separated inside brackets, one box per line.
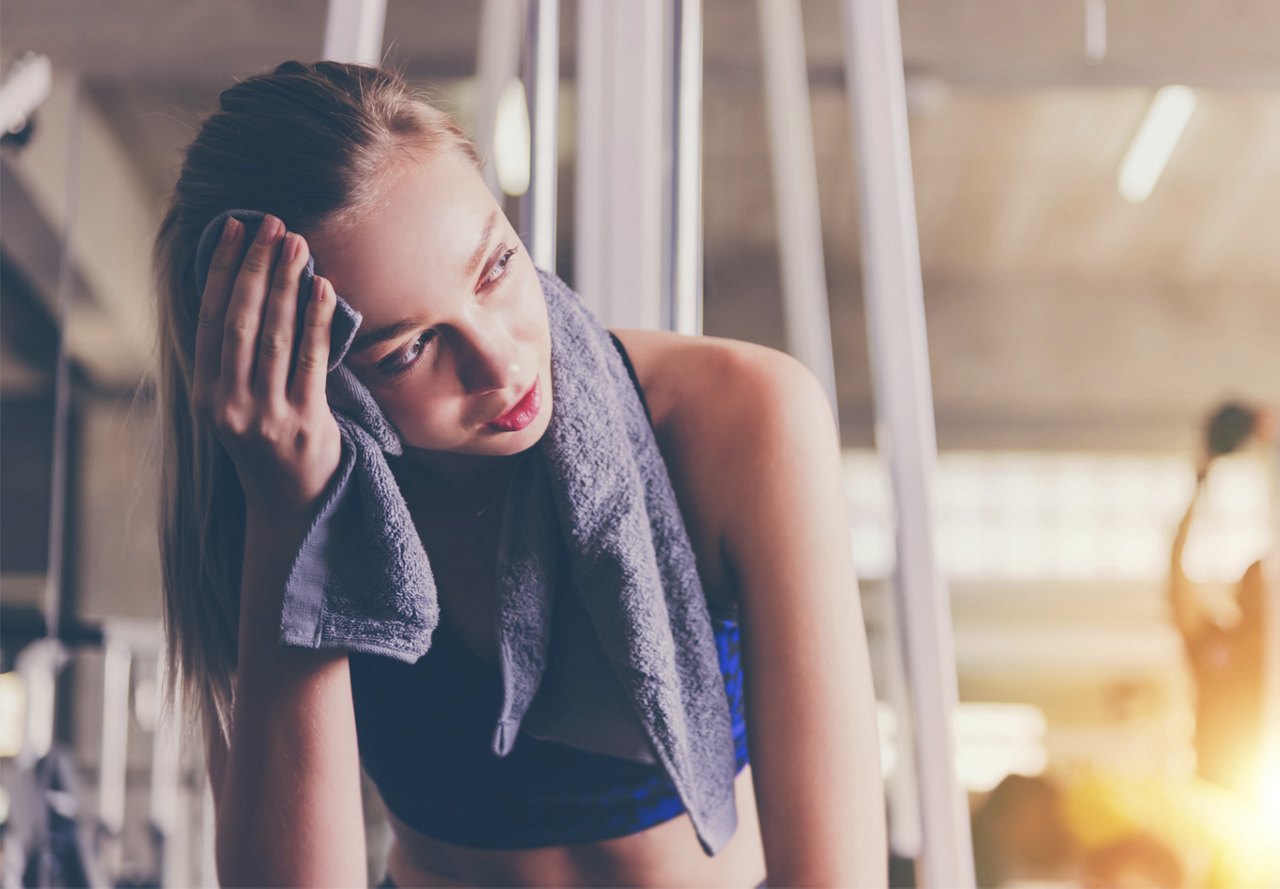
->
[349, 317, 430, 356]
[466, 211, 498, 278]
[349, 213, 502, 356]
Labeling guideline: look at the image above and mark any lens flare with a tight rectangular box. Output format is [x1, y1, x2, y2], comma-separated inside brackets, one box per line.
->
[1259, 754, 1280, 840]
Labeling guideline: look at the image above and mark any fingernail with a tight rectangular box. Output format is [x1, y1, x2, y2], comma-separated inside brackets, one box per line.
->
[255, 215, 281, 245]
[220, 216, 239, 245]
[284, 232, 301, 263]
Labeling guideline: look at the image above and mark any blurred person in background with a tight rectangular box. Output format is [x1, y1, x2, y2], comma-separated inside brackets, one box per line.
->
[1169, 401, 1274, 799]
[971, 770, 1276, 888]
[969, 774, 1078, 887]
[1060, 767, 1275, 889]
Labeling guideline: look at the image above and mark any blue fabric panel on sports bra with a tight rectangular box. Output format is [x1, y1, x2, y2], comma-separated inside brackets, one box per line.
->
[348, 609, 749, 849]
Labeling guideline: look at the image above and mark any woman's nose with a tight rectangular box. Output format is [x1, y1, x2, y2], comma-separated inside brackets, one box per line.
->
[456, 322, 521, 393]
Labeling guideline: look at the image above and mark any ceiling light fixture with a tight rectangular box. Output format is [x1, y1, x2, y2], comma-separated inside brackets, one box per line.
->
[494, 78, 531, 197]
[1117, 85, 1196, 204]
[0, 53, 52, 138]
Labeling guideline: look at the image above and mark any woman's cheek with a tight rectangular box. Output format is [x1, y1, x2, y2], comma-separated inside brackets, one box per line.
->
[379, 389, 430, 436]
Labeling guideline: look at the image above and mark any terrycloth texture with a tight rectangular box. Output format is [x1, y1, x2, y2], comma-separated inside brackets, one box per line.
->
[192, 209, 739, 855]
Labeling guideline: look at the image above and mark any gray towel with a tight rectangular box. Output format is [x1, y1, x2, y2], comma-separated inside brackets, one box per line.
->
[193, 209, 739, 855]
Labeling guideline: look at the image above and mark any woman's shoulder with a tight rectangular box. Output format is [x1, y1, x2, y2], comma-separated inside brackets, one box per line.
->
[604, 327, 834, 529]
[607, 328, 829, 439]
[607, 329, 836, 592]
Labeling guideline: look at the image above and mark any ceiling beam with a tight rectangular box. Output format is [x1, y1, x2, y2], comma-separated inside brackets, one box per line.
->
[2, 68, 157, 387]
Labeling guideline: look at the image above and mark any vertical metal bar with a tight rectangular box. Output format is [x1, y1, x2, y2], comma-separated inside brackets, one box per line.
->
[575, 0, 667, 329]
[882, 583, 924, 859]
[44, 23, 84, 696]
[37, 23, 84, 883]
[616, 0, 666, 331]
[477, 0, 528, 200]
[15, 640, 59, 766]
[151, 650, 181, 888]
[573, 0, 608, 319]
[98, 638, 132, 868]
[757, 0, 839, 415]
[322, 0, 387, 65]
[200, 777, 218, 887]
[1084, 0, 1107, 65]
[521, 0, 560, 271]
[841, 1, 974, 886]
[668, 0, 704, 336]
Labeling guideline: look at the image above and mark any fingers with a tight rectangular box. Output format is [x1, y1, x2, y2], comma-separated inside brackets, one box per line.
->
[192, 216, 244, 409]
[192, 212, 333, 424]
[254, 231, 309, 399]
[220, 214, 285, 396]
[291, 276, 336, 408]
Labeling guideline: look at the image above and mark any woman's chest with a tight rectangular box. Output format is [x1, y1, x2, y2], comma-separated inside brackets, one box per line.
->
[408, 500, 506, 663]
[406, 475, 734, 667]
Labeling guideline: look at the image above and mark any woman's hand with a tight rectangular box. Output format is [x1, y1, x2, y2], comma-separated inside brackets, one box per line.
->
[192, 213, 342, 527]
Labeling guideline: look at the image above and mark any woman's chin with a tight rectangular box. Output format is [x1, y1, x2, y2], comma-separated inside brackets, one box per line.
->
[474, 433, 540, 457]
[480, 413, 552, 455]
[402, 419, 550, 462]
[478, 385, 553, 454]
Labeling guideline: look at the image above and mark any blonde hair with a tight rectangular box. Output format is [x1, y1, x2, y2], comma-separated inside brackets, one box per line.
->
[152, 60, 479, 747]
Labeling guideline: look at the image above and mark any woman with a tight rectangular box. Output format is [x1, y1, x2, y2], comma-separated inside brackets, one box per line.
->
[154, 60, 884, 888]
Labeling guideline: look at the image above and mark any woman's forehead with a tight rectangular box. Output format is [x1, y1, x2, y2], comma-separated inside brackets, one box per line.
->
[308, 152, 501, 318]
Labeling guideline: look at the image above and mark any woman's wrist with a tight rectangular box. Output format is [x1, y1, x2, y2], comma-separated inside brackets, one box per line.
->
[244, 506, 316, 548]
[238, 510, 313, 638]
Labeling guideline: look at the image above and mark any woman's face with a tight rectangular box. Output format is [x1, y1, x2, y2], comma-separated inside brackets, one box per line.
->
[305, 147, 553, 469]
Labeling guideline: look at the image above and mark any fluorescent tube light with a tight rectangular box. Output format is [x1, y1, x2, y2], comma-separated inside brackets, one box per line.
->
[0, 53, 52, 135]
[1117, 85, 1196, 204]
[494, 79, 531, 197]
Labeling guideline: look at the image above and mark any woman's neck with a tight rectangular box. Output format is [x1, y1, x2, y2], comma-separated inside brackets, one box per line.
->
[395, 447, 526, 516]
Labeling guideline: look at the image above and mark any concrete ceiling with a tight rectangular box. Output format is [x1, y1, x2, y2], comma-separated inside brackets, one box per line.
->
[3, 0, 1279, 449]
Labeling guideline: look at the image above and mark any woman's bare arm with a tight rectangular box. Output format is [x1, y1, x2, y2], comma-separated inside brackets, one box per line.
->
[209, 516, 366, 887]
[730, 353, 885, 886]
[193, 215, 364, 885]
[679, 342, 887, 887]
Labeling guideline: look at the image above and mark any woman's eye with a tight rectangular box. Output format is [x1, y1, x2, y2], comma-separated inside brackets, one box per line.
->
[378, 330, 435, 378]
[484, 246, 519, 286]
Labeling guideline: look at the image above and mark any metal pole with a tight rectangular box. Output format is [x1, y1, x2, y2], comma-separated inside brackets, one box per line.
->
[477, 0, 528, 200]
[757, 0, 839, 416]
[573, 0, 608, 320]
[667, 0, 704, 336]
[200, 778, 218, 887]
[575, 0, 668, 329]
[98, 639, 132, 875]
[36, 21, 83, 883]
[882, 583, 924, 859]
[520, 0, 560, 272]
[150, 650, 183, 888]
[322, 0, 387, 66]
[841, 1, 974, 886]
[43, 53, 83, 706]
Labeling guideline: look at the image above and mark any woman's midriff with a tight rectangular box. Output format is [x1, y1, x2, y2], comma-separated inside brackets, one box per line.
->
[384, 765, 767, 888]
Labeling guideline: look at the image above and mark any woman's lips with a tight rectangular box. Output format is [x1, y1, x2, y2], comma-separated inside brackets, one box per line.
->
[485, 375, 542, 432]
